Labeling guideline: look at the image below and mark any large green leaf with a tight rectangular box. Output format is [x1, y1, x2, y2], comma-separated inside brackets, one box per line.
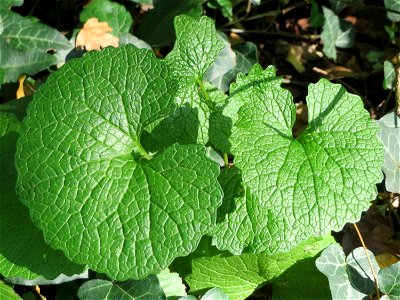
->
[77, 276, 166, 300]
[186, 235, 333, 300]
[137, 0, 202, 47]
[378, 111, 400, 193]
[321, 6, 355, 61]
[16, 45, 223, 280]
[144, 15, 225, 149]
[0, 99, 86, 281]
[216, 71, 383, 254]
[80, 0, 133, 37]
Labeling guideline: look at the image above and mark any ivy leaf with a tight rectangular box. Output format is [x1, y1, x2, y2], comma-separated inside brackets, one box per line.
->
[77, 276, 166, 300]
[0, 39, 56, 83]
[16, 46, 223, 280]
[144, 15, 224, 149]
[316, 244, 374, 299]
[187, 235, 333, 300]
[0, 8, 70, 52]
[207, 0, 234, 20]
[220, 73, 383, 254]
[377, 111, 400, 193]
[0, 0, 23, 7]
[137, 0, 203, 47]
[0, 6, 69, 82]
[204, 33, 236, 90]
[384, 0, 400, 22]
[0, 100, 86, 282]
[378, 261, 400, 299]
[384, 60, 396, 90]
[201, 288, 229, 300]
[321, 6, 355, 61]
[80, 0, 133, 37]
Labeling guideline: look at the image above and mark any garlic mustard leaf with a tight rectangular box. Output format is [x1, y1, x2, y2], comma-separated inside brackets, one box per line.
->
[0, 281, 21, 300]
[216, 75, 383, 254]
[187, 235, 333, 300]
[148, 15, 225, 146]
[16, 46, 223, 280]
[210, 64, 280, 154]
[0, 111, 85, 281]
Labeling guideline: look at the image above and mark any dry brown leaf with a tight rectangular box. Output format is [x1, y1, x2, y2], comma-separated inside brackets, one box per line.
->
[76, 18, 119, 51]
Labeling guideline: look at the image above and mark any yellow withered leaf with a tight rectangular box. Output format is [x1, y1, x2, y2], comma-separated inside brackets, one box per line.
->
[76, 18, 119, 51]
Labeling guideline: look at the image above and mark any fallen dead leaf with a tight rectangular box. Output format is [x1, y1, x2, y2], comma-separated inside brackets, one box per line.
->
[76, 18, 119, 51]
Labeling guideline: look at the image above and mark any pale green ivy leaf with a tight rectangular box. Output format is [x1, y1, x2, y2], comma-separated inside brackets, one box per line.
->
[16, 46, 223, 280]
[77, 277, 166, 300]
[377, 111, 400, 193]
[0, 0, 23, 7]
[384, 0, 400, 22]
[378, 261, 400, 300]
[321, 6, 355, 61]
[0, 8, 70, 51]
[316, 244, 372, 300]
[221, 74, 383, 254]
[0, 39, 56, 83]
[80, 0, 133, 37]
[384, 60, 395, 90]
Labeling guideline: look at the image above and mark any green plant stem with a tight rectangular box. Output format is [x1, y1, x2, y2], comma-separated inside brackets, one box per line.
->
[223, 153, 229, 167]
[196, 77, 214, 110]
[134, 140, 152, 160]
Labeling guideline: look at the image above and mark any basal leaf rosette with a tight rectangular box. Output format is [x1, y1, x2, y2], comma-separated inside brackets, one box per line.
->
[16, 45, 223, 280]
[213, 71, 383, 254]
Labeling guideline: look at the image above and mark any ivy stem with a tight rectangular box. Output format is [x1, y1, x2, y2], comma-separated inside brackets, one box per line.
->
[353, 223, 380, 299]
[196, 77, 214, 110]
[223, 153, 229, 168]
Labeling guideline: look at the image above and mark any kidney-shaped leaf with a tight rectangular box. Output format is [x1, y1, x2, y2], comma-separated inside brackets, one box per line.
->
[220, 70, 383, 254]
[16, 45, 223, 280]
